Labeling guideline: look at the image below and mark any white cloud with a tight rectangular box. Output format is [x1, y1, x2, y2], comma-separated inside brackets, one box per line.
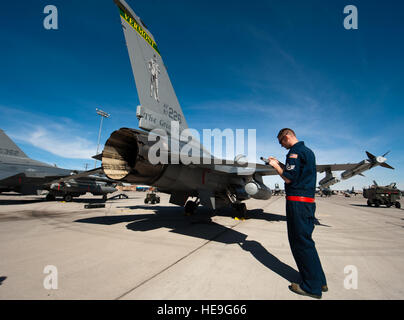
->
[14, 126, 97, 159]
[1, 105, 97, 160]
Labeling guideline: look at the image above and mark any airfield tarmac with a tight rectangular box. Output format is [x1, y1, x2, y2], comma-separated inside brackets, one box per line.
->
[0, 191, 403, 300]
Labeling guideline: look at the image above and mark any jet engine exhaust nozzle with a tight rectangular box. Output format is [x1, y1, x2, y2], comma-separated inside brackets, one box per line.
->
[101, 128, 166, 184]
[102, 128, 139, 181]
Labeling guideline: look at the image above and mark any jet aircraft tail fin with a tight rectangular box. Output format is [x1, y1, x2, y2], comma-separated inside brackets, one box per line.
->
[114, 0, 189, 135]
[0, 129, 29, 158]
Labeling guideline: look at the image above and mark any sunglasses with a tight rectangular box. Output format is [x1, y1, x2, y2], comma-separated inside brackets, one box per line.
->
[278, 135, 287, 144]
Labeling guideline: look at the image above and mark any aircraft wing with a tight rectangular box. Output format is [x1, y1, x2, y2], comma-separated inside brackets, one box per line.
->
[58, 167, 101, 180]
[184, 158, 383, 177]
[48, 167, 118, 183]
[0, 173, 78, 194]
[0, 173, 46, 185]
[195, 162, 277, 176]
[195, 162, 358, 176]
[0, 167, 110, 186]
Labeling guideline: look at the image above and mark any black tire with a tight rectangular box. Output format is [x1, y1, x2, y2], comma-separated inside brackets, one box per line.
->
[238, 203, 247, 215]
[185, 201, 197, 215]
[395, 202, 401, 209]
[233, 203, 247, 218]
[64, 194, 73, 202]
[144, 199, 148, 204]
[367, 200, 372, 207]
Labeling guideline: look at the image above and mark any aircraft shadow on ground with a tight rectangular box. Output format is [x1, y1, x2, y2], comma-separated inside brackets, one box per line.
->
[0, 198, 107, 205]
[0, 198, 44, 205]
[350, 204, 372, 208]
[60, 197, 140, 204]
[75, 206, 305, 283]
[0, 196, 138, 206]
[0, 276, 7, 286]
[111, 205, 329, 227]
[247, 208, 330, 227]
[350, 203, 402, 210]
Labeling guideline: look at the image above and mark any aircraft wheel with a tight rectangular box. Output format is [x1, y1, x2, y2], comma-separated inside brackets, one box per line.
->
[233, 203, 247, 219]
[185, 201, 198, 216]
[395, 202, 401, 209]
[64, 194, 73, 202]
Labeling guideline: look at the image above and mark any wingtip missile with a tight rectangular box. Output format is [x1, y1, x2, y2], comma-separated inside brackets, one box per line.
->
[341, 151, 394, 180]
[366, 151, 394, 170]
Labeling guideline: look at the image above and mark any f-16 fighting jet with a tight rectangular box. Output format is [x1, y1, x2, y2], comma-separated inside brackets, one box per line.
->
[100, 0, 394, 216]
[0, 129, 117, 201]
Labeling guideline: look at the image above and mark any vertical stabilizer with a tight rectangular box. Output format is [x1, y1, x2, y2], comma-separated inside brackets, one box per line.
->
[114, 0, 189, 134]
[0, 129, 29, 158]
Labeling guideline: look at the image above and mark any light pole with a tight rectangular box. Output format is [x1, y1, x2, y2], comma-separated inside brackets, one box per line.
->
[95, 108, 110, 168]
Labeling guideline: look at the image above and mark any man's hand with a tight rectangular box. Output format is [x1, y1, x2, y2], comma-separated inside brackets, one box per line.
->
[268, 156, 279, 168]
[267, 156, 291, 184]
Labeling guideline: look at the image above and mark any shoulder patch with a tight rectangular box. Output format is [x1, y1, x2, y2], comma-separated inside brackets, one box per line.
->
[286, 164, 295, 171]
[289, 153, 298, 159]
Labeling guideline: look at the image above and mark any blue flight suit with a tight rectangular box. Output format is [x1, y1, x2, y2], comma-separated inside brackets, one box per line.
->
[282, 141, 327, 296]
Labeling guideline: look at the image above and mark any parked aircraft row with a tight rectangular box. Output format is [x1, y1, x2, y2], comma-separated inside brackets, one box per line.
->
[0, 129, 117, 202]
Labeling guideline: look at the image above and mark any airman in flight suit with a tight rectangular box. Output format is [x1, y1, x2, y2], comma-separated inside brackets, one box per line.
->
[268, 128, 327, 299]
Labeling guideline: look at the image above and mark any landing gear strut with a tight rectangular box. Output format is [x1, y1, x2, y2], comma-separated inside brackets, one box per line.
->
[226, 190, 247, 220]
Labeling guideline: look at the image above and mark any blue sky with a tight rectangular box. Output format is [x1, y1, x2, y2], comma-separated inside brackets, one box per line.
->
[0, 0, 403, 190]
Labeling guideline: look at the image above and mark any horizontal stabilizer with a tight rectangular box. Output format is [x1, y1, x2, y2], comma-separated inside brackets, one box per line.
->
[92, 153, 102, 161]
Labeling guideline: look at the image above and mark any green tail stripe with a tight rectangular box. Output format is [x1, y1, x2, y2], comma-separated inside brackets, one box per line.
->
[119, 8, 160, 56]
